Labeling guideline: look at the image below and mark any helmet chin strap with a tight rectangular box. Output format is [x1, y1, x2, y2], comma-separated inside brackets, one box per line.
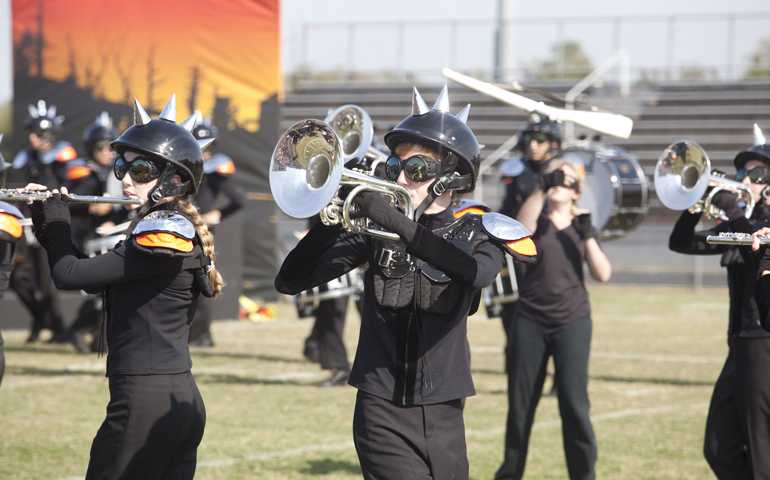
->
[122, 164, 190, 237]
[414, 153, 472, 220]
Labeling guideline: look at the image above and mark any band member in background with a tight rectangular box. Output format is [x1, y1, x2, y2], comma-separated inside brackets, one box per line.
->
[63, 112, 120, 353]
[496, 159, 610, 480]
[497, 114, 562, 369]
[11, 100, 76, 343]
[27, 96, 222, 478]
[276, 86, 537, 478]
[0, 139, 25, 386]
[188, 119, 244, 347]
[670, 134, 770, 479]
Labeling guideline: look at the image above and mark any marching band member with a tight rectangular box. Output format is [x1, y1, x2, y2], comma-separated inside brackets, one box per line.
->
[497, 115, 562, 367]
[275, 86, 536, 478]
[670, 134, 770, 479]
[27, 96, 222, 479]
[12, 100, 76, 343]
[496, 159, 611, 480]
[187, 119, 244, 347]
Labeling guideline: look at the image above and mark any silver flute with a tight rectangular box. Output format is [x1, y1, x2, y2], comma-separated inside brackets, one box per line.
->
[0, 189, 143, 205]
[706, 232, 770, 245]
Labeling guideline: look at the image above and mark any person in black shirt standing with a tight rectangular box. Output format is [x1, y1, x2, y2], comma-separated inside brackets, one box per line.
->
[187, 120, 244, 347]
[26, 96, 223, 479]
[11, 100, 77, 343]
[671, 135, 770, 479]
[496, 159, 611, 480]
[275, 86, 537, 479]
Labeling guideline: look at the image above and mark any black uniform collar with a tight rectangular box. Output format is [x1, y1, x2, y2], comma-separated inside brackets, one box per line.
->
[417, 206, 453, 231]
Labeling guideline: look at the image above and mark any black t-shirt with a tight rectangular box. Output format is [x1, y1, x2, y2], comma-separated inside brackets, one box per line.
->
[517, 213, 595, 325]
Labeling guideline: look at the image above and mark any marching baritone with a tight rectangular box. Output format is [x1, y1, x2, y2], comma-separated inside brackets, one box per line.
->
[275, 86, 537, 478]
[669, 131, 770, 480]
[27, 96, 223, 479]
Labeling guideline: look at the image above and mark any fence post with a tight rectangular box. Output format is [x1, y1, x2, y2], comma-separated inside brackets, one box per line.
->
[726, 15, 735, 82]
[666, 17, 675, 81]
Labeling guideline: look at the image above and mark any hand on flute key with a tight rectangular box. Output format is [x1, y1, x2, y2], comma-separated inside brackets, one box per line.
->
[752, 227, 770, 277]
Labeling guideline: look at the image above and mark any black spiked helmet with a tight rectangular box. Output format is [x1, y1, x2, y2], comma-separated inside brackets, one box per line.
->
[734, 123, 770, 171]
[516, 112, 562, 152]
[111, 95, 214, 200]
[82, 111, 118, 151]
[192, 116, 219, 142]
[385, 85, 481, 194]
[23, 100, 64, 140]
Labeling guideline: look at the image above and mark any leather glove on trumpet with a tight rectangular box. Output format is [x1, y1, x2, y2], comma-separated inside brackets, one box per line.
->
[351, 191, 480, 284]
[711, 190, 752, 233]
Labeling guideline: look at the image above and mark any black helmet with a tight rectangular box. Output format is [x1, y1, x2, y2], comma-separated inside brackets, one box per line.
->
[111, 95, 212, 201]
[734, 124, 770, 170]
[192, 116, 218, 142]
[384, 86, 480, 194]
[517, 112, 562, 151]
[23, 100, 64, 141]
[82, 111, 118, 153]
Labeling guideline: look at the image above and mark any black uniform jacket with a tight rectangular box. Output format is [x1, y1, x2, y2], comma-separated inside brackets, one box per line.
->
[669, 210, 770, 338]
[49, 208, 202, 376]
[275, 207, 505, 405]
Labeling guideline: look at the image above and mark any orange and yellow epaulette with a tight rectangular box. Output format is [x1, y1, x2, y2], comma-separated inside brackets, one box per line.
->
[55, 145, 78, 162]
[0, 213, 22, 239]
[453, 207, 487, 218]
[67, 165, 91, 180]
[216, 161, 236, 174]
[136, 232, 193, 252]
[131, 211, 197, 256]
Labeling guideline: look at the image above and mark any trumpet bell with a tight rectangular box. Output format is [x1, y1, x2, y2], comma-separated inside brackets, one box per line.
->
[270, 120, 343, 219]
[654, 140, 711, 210]
[324, 105, 374, 161]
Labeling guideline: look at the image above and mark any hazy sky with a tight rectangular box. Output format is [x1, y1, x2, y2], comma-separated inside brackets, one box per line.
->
[0, 0, 768, 104]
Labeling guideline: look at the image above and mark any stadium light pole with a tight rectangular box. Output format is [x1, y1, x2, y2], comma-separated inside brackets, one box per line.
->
[494, 0, 516, 83]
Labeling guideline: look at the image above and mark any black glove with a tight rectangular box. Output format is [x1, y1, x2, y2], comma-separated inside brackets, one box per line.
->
[350, 190, 417, 241]
[710, 190, 743, 222]
[541, 169, 565, 191]
[753, 244, 770, 279]
[572, 213, 594, 241]
[42, 193, 71, 226]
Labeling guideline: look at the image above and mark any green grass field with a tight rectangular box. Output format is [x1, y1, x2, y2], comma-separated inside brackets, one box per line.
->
[0, 285, 728, 479]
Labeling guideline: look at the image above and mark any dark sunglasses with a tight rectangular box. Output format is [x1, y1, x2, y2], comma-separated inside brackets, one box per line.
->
[523, 132, 550, 144]
[114, 155, 161, 183]
[385, 154, 441, 182]
[736, 166, 770, 185]
[94, 140, 111, 150]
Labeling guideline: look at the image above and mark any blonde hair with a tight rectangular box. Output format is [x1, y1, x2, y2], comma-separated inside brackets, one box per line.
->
[546, 158, 585, 215]
[394, 142, 456, 200]
[174, 196, 225, 296]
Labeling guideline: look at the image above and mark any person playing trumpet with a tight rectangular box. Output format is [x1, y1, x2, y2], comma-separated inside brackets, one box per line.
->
[275, 86, 537, 479]
[669, 135, 770, 480]
[25, 96, 222, 479]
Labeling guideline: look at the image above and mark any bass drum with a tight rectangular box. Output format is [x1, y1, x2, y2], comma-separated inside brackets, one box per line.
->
[294, 269, 365, 318]
[562, 142, 649, 241]
[83, 234, 124, 257]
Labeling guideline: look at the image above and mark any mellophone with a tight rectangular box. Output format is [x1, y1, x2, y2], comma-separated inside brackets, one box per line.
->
[0, 188, 143, 205]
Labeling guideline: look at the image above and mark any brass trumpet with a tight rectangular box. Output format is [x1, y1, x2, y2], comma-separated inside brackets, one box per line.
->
[0, 189, 143, 205]
[269, 119, 413, 241]
[654, 140, 755, 221]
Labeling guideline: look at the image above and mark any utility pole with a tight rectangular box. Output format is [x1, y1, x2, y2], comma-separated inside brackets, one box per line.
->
[494, 0, 516, 82]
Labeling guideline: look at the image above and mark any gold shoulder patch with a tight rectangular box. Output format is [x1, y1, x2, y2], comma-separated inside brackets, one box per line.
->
[136, 232, 193, 252]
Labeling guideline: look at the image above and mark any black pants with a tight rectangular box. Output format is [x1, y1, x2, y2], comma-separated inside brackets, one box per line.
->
[304, 296, 348, 370]
[704, 337, 770, 480]
[188, 295, 212, 343]
[353, 390, 468, 480]
[10, 247, 64, 336]
[86, 371, 206, 480]
[496, 313, 596, 480]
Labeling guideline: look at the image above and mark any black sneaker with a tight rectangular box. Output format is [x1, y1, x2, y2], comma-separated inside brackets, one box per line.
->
[317, 368, 350, 387]
[71, 330, 92, 354]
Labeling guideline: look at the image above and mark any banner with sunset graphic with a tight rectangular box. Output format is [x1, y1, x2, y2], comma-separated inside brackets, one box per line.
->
[12, 0, 283, 303]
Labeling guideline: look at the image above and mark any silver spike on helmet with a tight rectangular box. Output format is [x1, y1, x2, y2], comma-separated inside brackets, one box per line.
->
[197, 138, 215, 151]
[96, 111, 112, 128]
[412, 87, 430, 116]
[455, 104, 471, 124]
[159, 94, 177, 122]
[755, 123, 766, 146]
[37, 100, 47, 117]
[27, 104, 39, 119]
[180, 111, 202, 133]
[432, 85, 450, 113]
[133, 98, 152, 126]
